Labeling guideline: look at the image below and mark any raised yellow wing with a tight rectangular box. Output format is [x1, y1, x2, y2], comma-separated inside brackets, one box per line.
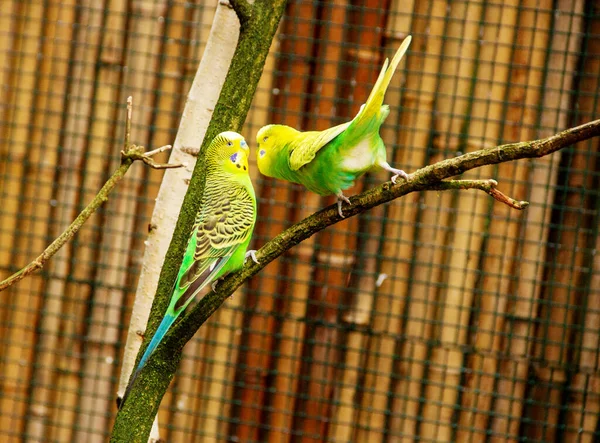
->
[288, 121, 351, 171]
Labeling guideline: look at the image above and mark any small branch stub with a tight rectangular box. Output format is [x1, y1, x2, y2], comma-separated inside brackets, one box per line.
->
[122, 96, 181, 169]
[488, 187, 529, 210]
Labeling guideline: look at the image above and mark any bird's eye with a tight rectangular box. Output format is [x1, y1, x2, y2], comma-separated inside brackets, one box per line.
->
[259, 149, 266, 157]
[230, 152, 238, 162]
[263, 136, 268, 143]
[227, 141, 233, 147]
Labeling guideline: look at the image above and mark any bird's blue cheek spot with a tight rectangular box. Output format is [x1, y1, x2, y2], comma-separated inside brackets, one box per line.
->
[230, 152, 238, 163]
[259, 149, 266, 157]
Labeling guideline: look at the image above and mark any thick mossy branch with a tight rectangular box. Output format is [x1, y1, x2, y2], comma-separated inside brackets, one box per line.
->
[110, 1, 287, 441]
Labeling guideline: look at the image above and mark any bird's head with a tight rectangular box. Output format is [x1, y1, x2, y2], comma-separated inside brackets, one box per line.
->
[256, 124, 298, 177]
[207, 131, 250, 176]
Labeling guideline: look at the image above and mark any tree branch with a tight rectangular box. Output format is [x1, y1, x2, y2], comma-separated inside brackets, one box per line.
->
[0, 97, 180, 292]
[169, 117, 600, 349]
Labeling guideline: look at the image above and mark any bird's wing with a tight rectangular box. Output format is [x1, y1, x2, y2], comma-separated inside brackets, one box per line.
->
[173, 184, 255, 311]
[288, 121, 352, 171]
[192, 184, 255, 260]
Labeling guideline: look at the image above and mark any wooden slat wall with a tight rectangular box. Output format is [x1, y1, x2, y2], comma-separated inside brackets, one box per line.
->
[490, 1, 585, 441]
[0, 2, 62, 440]
[20, 2, 77, 440]
[386, 1, 446, 441]
[456, 2, 552, 438]
[423, 1, 519, 440]
[0, 1, 599, 442]
[564, 8, 600, 440]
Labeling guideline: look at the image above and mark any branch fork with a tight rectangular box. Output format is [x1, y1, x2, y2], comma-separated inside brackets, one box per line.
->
[121, 144, 180, 169]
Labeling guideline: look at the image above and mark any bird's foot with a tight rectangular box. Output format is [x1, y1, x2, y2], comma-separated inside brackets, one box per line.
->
[211, 280, 219, 292]
[380, 161, 409, 184]
[336, 192, 351, 218]
[390, 170, 409, 184]
[245, 249, 259, 264]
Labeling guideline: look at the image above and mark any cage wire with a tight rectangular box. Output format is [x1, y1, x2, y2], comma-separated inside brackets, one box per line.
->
[0, 0, 599, 442]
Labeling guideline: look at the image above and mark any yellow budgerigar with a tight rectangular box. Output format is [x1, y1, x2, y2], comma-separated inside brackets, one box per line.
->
[256, 35, 412, 217]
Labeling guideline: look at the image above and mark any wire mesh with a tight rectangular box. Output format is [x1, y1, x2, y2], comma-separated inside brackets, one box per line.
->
[0, 0, 599, 442]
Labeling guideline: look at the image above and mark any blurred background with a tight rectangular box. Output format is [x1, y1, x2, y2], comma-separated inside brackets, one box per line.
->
[1, 0, 599, 442]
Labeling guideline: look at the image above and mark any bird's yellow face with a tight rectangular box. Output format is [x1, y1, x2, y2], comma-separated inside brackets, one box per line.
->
[256, 124, 300, 177]
[256, 125, 276, 176]
[210, 131, 250, 176]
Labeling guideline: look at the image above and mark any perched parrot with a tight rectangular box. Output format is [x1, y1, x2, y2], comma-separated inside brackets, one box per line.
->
[256, 35, 412, 217]
[122, 131, 257, 405]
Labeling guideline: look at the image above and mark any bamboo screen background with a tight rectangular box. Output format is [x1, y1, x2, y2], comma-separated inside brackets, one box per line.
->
[1, 0, 599, 442]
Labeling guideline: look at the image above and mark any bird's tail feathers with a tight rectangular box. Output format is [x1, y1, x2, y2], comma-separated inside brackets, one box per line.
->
[355, 35, 412, 124]
[120, 255, 234, 407]
[120, 312, 177, 407]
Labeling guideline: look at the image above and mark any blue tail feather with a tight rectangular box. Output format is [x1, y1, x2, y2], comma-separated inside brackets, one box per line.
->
[120, 254, 233, 407]
[136, 313, 176, 372]
[120, 312, 177, 406]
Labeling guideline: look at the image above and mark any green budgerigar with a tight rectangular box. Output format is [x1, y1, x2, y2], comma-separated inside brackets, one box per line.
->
[122, 131, 257, 404]
[256, 35, 412, 217]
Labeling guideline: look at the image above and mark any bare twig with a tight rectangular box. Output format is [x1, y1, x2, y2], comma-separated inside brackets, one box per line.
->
[0, 97, 181, 292]
[121, 145, 180, 170]
[487, 187, 529, 210]
[124, 96, 133, 149]
[429, 179, 529, 210]
[144, 144, 174, 157]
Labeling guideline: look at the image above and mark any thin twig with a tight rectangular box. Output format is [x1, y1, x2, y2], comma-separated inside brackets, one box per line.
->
[124, 96, 133, 150]
[429, 179, 529, 210]
[144, 145, 173, 157]
[487, 187, 529, 210]
[121, 145, 181, 170]
[0, 99, 182, 292]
